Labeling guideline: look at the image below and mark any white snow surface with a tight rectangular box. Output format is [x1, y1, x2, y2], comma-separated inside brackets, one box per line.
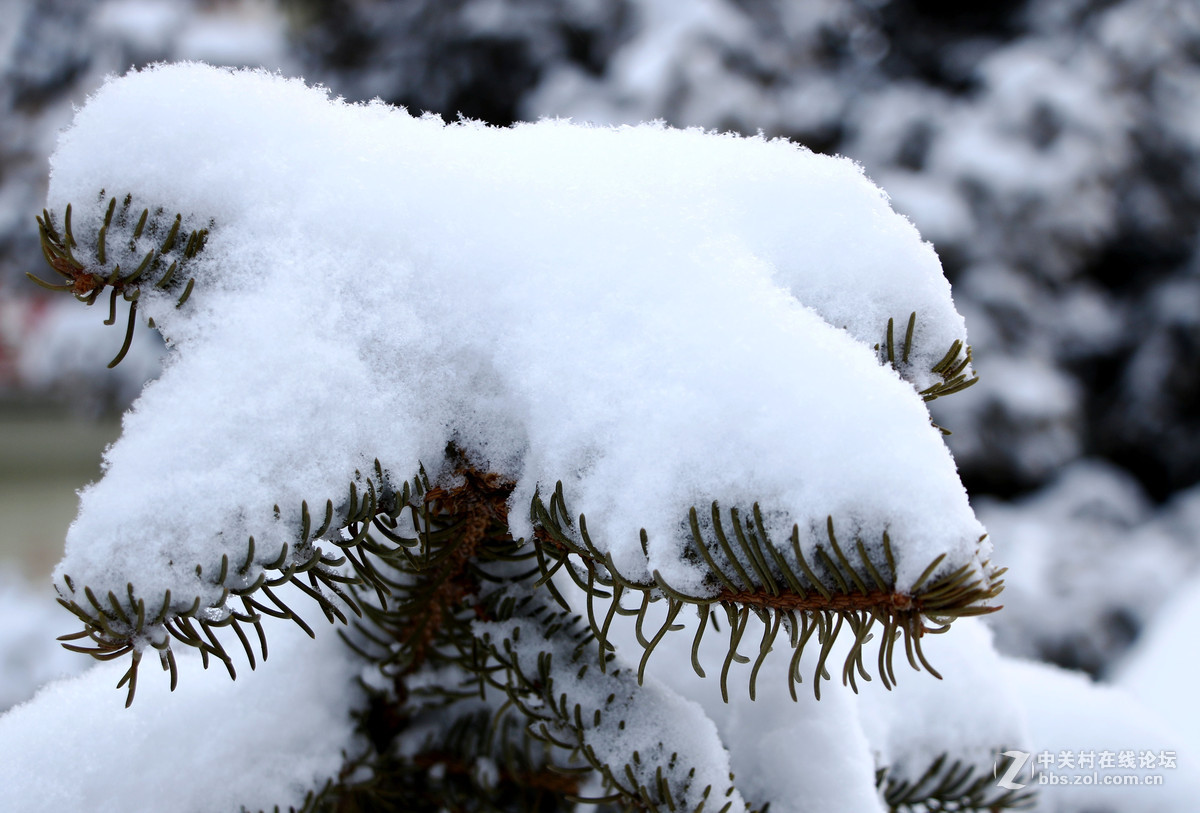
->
[0, 611, 360, 812]
[48, 62, 983, 616]
[1004, 658, 1200, 813]
[976, 460, 1197, 669]
[1116, 573, 1200, 756]
[0, 569, 91, 712]
[857, 619, 1030, 782]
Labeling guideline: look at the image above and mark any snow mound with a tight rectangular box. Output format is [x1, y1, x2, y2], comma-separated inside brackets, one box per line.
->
[48, 62, 983, 617]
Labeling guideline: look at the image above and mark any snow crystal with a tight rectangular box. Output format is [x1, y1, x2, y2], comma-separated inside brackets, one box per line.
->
[48, 62, 983, 624]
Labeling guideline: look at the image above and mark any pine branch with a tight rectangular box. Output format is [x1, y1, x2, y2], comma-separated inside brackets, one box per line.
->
[33, 195, 206, 366]
[51, 449, 527, 707]
[37, 200, 994, 709]
[55, 462, 411, 706]
[47, 443, 1011, 813]
[476, 593, 750, 813]
[876, 752, 1036, 812]
[343, 459, 532, 677]
[274, 706, 582, 813]
[246, 458, 593, 813]
[531, 484, 1004, 701]
[875, 311, 979, 406]
[260, 456, 749, 813]
[53, 439, 1002, 710]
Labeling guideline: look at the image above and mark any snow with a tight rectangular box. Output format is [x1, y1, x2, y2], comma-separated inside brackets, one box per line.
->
[602, 587, 1011, 812]
[514, 0, 1200, 509]
[0, 4, 1196, 812]
[47, 62, 985, 626]
[1116, 573, 1200, 756]
[856, 619, 1029, 784]
[18, 297, 166, 408]
[633, 599, 1200, 813]
[729, 675, 883, 813]
[976, 460, 1198, 673]
[1003, 657, 1200, 813]
[0, 605, 361, 813]
[0, 568, 90, 711]
[479, 612, 746, 812]
[566, 588, 888, 813]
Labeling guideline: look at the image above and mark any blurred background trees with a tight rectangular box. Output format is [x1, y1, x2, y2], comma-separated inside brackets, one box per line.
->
[1, 0, 1198, 735]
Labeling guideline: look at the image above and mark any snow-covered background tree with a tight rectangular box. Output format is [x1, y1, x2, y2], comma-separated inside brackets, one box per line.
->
[0, 2, 1198, 812]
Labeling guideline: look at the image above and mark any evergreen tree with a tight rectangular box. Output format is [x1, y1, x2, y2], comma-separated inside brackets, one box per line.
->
[8, 63, 1040, 813]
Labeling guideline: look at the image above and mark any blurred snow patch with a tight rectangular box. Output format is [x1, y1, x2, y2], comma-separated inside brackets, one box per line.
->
[17, 296, 165, 414]
[979, 461, 1200, 674]
[0, 567, 89, 712]
[1115, 571, 1200, 756]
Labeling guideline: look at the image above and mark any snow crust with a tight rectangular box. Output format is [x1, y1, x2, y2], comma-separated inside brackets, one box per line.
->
[0, 610, 360, 812]
[49, 62, 982, 621]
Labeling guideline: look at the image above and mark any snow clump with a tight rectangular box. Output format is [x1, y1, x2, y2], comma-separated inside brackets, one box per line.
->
[48, 62, 984, 623]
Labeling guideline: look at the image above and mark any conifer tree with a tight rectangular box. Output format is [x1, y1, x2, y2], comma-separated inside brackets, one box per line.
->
[9, 63, 1040, 813]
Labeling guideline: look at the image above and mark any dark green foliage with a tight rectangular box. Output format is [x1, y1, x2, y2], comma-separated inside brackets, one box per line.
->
[281, 709, 576, 813]
[270, 462, 595, 813]
[55, 465, 389, 708]
[478, 598, 744, 813]
[254, 457, 748, 812]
